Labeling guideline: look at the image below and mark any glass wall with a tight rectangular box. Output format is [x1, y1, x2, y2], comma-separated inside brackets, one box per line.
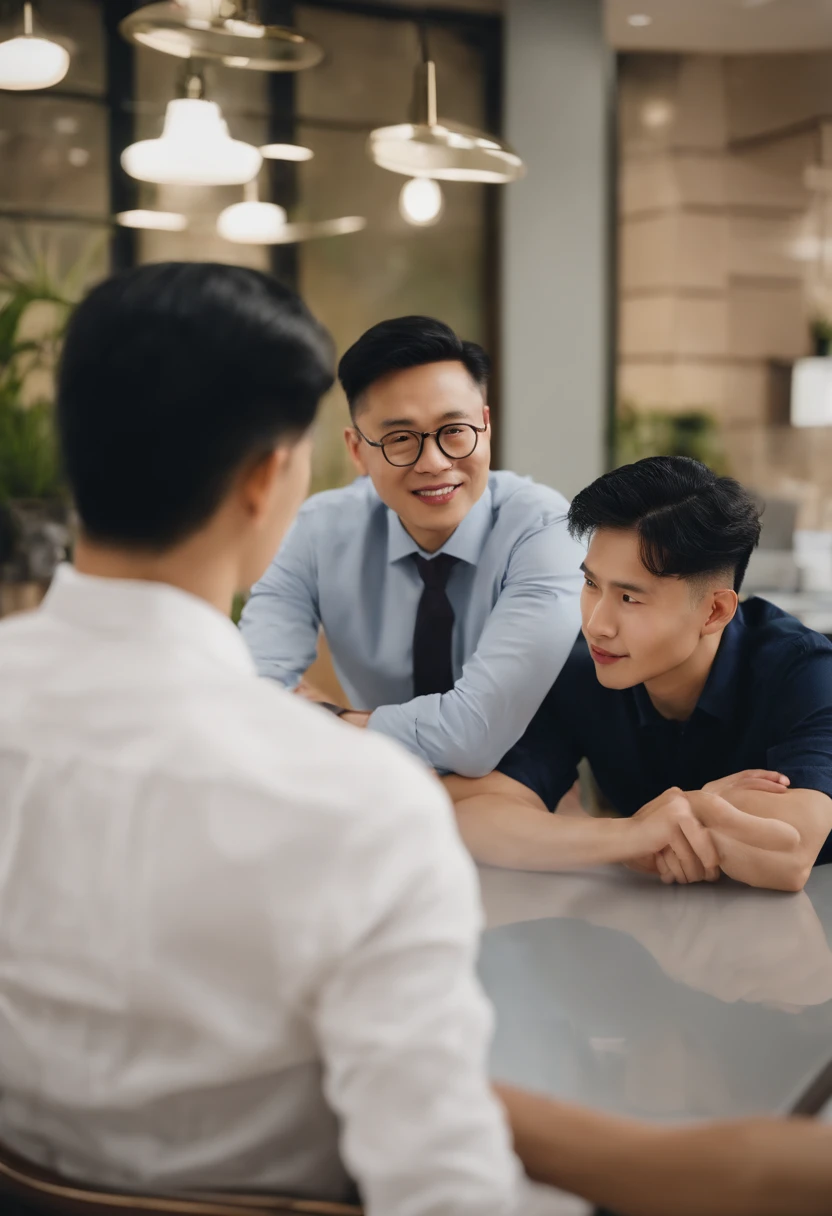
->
[130, 2, 495, 494]
[0, 0, 497, 614]
[295, 4, 492, 492]
[0, 0, 110, 313]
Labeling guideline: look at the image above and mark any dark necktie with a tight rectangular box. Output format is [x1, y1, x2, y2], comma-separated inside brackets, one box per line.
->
[412, 554, 458, 697]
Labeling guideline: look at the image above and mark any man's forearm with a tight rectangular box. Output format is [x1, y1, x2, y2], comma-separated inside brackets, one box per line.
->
[686, 789, 814, 892]
[454, 796, 638, 870]
[497, 1085, 832, 1216]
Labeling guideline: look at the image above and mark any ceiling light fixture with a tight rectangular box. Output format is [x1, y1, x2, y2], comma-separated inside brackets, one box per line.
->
[217, 180, 289, 243]
[399, 177, 443, 226]
[116, 209, 189, 232]
[119, 1, 323, 72]
[268, 215, 367, 244]
[627, 14, 653, 27]
[369, 27, 524, 184]
[121, 74, 261, 186]
[260, 142, 314, 162]
[0, 1, 69, 91]
[217, 180, 366, 245]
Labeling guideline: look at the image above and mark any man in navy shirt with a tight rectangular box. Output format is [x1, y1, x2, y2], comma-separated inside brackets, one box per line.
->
[447, 456, 832, 891]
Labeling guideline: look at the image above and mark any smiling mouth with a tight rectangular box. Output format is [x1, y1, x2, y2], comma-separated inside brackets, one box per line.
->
[590, 645, 627, 665]
[412, 484, 462, 505]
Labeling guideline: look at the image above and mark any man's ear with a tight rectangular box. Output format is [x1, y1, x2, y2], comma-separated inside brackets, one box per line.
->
[344, 425, 368, 476]
[239, 447, 291, 522]
[482, 403, 491, 430]
[702, 587, 739, 636]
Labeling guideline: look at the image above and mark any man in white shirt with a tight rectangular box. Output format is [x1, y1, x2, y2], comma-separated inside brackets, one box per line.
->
[0, 262, 563, 1216]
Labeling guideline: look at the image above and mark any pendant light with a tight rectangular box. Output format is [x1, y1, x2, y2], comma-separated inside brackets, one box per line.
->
[399, 177, 443, 226]
[260, 142, 313, 162]
[217, 181, 289, 243]
[0, 1, 69, 91]
[217, 180, 366, 245]
[368, 28, 524, 184]
[119, 1, 323, 72]
[116, 210, 189, 232]
[121, 73, 262, 186]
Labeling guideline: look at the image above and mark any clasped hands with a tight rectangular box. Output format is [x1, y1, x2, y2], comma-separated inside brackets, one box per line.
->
[626, 771, 799, 885]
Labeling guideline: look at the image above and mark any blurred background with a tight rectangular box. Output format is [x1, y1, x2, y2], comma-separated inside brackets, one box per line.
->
[4, 0, 832, 633]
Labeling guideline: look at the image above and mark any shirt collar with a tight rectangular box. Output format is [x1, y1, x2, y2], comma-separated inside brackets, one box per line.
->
[695, 610, 745, 723]
[633, 609, 746, 727]
[386, 484, 493, 566]
[42, 564, 256, 679]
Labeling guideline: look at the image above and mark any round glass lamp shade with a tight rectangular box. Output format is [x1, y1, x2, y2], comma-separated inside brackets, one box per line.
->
[121, 98, 262, 186]
[369, 121, 525, 184]
[217, 200, 289, 244]
[0, 34, 69, 90]
[119, 3, 323, 72]
[399, 177, 443, 226]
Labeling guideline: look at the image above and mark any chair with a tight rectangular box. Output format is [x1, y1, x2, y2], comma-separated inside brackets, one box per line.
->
[0, 1136, 363, 1216]
[789, 1055, 832, 1116]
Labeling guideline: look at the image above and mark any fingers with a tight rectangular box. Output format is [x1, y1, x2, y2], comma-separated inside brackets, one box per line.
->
[655, 849, 675, 883]
[665, 833, 701, 883]
[696, 793, 801, 852]
[733, 778, 791, 794]
[624, 855, 661, 876]
[738, 770, 790, 786]
[677, 814, 721, 881]
[704, 770, 789, 795]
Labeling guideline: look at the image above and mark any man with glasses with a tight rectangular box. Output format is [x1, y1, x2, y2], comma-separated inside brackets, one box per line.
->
[241, 315, 583, 776]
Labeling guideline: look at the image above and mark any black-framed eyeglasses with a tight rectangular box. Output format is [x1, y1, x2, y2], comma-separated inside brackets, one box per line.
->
[354, 422, 487, 468]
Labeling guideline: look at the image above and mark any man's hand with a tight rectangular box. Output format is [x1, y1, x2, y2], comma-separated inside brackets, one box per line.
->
[703, 769, 790, 796]
[629, 772, 791, 884]
[294, 680, 370, 728]
[294, 678, 333, 705]
[627, 788, 721, 883]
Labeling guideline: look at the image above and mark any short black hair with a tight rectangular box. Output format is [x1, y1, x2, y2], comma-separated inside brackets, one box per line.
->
[567, 456, 761, 593]
[337, 315, 490, 413]
[58, 262, 334, 550]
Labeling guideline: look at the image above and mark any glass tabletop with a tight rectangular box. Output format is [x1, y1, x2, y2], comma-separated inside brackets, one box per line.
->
[478, 864, 832, 1123]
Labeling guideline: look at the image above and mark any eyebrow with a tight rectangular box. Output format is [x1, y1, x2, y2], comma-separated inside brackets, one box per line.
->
[379, 409, 471, 429]
[580, 561, 650, 596]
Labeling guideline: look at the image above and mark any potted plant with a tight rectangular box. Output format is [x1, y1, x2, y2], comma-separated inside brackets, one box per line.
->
[614, 403, 728, 474]
[0, 235, 101, 599]
[810, 315, 832, 357]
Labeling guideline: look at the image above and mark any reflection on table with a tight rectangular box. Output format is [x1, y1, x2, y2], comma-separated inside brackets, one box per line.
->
[478, 865, 832, 1122]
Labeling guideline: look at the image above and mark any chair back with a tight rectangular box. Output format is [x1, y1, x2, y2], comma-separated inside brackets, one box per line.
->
[0, 1137, 362, 1216]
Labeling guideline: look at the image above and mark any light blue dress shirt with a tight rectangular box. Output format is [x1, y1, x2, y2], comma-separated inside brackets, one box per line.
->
[240, 470, 584, 777]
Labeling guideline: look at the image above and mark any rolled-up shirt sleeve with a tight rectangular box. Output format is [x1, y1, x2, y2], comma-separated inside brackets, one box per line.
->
[239, 510, 321, 689]
[767, 649, 832, 864]
[368, 522, 583, 777]
[495, 673, 584, 811]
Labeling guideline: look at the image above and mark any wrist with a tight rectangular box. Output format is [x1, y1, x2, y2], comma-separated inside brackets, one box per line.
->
[620, 815, 657, 862]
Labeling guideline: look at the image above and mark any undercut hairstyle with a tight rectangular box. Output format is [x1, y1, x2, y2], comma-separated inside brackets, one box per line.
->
[337, 315, 490, 414]
[567, 456, 762, 593]
[58, 262, 334, 550]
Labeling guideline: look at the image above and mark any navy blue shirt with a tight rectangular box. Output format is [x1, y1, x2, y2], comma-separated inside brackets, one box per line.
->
[498, 597, 832, 865]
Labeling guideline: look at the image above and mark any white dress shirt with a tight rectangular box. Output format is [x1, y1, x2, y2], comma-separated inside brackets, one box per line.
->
[0, 565, 569, 1216]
